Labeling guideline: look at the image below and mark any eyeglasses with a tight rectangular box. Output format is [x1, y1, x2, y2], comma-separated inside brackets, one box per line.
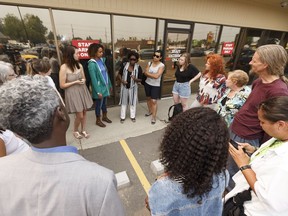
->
[129, 58, 137, 61]
[153, 54, 160, 58]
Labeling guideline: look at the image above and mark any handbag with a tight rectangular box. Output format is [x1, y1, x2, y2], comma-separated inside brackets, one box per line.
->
[222, 188, 251, 216]
[168, 103, 183, 121]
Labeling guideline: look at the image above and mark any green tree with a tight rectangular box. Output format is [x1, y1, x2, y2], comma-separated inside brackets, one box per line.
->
[24, 14, 47, 44]
[2, 13, 48, 44]
[47, 31, 54, 40]
[2, 14, 25, 41]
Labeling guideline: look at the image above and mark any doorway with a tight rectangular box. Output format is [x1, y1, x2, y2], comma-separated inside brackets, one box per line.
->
[161, 21, 193, 97]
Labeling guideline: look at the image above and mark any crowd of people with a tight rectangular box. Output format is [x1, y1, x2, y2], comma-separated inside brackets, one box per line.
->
[0, 43, 288, 215]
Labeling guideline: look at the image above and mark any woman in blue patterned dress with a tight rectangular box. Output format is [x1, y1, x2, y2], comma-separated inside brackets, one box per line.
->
[217, 70, 251, 126]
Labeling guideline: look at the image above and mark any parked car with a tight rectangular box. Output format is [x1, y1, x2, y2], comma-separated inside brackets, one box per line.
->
[190, 48, 205, 57]
[226, 48, 256, 84]
[21, 54, 38, 61]
[138, 48, 154, 59]
[204, 48, 215, 55]
[226, 49, 255, 73]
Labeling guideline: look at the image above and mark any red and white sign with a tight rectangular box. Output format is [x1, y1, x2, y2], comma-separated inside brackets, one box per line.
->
[221, 42, 234, 56]
[71, 40, 99, 59]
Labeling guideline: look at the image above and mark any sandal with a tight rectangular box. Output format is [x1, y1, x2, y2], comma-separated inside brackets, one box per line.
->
[81, 131, 90, 138]
[145, 113, 152, 117]
[73, 131, 83, 139]
[151, 119, 156, 125]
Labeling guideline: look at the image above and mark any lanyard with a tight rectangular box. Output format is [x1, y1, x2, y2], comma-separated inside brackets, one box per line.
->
[250, 139, 284, 163]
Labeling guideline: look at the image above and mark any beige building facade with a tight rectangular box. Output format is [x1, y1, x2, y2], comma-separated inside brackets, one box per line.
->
[1, 0, 288, 103]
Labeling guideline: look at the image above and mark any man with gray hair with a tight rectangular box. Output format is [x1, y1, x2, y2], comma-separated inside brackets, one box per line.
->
[0, 76, 125, 216]
[227, 44, 288, 190]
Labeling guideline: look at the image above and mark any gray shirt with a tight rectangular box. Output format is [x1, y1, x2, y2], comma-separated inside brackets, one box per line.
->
[0, 149, 125, 216]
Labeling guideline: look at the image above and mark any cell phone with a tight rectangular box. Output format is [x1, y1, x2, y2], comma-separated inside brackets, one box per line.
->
[230, 139, 247, 153]
[230, 139, 239, 149]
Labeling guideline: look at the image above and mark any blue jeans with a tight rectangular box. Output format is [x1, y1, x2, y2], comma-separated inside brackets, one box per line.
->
[95, 97, 107, 117]
[227, 129, 260, 191]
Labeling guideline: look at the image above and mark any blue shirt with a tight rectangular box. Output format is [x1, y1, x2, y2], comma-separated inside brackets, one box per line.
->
[31, 145, 78, 154]
[149, 170, 229, 216]
[96, 59, 108, 84]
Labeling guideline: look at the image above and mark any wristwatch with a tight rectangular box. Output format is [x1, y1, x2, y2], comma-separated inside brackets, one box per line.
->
[240, 164, 251, 171]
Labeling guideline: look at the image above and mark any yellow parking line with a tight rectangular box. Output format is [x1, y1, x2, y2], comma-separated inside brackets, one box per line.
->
[119, 139, 151, 194]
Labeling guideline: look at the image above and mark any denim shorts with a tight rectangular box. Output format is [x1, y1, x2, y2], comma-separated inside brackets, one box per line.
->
[172, 81, 191, 98]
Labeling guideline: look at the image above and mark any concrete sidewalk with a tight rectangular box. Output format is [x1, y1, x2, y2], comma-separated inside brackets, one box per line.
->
[67, 95, 196, 150]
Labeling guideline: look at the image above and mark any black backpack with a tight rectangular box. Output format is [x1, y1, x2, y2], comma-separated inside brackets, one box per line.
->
[168, 103, 183, 121]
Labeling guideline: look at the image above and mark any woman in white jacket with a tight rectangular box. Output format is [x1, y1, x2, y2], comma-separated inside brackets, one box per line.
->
[225, 96, 288, 216]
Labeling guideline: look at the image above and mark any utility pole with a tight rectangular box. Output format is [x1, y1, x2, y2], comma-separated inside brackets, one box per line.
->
[105, 28, 107, 44]
[71, 24, 75, 39]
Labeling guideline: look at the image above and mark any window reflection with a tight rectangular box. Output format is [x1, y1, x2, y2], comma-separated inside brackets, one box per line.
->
[113, 15, 156, 102]
[0, 5, 53, 75]
[191, 23, 220, 72]
[167, 23, 190, 29]
[218, 26, 240, 60]
[192, 23, 220, 50]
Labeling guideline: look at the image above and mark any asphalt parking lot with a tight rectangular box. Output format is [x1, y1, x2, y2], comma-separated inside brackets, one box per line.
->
[67, 95, 197, 216]
[79, 129, 165, 216]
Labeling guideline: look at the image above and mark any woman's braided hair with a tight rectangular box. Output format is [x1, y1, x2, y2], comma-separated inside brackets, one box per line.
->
[160, 107, 229, 198]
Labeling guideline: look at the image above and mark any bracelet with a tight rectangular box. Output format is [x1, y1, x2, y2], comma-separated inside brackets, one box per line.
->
[240, 164, 251, 171]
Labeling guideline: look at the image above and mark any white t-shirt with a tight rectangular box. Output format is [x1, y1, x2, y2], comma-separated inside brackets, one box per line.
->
[225, 138, 288, 216]
[145, 62, 165, 87]
[0, 130, 30, 155]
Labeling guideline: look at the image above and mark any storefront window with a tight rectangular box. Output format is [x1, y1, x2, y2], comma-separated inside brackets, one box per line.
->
[191, 23, 221, 72]
[113, 15, 156, 102]
[218, 26, 240, 61]
[0, 5, 53, 74]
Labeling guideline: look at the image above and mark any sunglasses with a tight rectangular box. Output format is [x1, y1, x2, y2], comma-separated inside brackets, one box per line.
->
[153, 54, 160, 58]
[129, 58, 137, 61]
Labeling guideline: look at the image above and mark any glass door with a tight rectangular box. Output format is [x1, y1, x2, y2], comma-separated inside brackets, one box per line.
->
[161, 22, 192, 97]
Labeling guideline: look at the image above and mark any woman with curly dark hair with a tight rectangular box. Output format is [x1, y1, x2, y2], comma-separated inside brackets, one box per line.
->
[191, 54, 226, 110]
[147, 107, 229, 215]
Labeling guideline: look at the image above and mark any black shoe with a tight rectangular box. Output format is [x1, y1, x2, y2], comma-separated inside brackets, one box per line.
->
[131, 118, 136, 123]
[145, 113, 152, 117]
[120, 119, 125, 124]
[151, 119, 156, 125]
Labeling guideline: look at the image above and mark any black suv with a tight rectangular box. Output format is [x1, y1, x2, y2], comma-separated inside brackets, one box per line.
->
[226, 49, 255, 73]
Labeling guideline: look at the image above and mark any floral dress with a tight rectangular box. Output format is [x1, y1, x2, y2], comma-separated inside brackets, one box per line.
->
[196, 74, 226, 105]
[217, 86, 251, 126]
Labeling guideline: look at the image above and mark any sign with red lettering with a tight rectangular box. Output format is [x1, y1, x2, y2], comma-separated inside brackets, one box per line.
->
[71, 40, 99, 59]
[221, 42, 234, 56]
